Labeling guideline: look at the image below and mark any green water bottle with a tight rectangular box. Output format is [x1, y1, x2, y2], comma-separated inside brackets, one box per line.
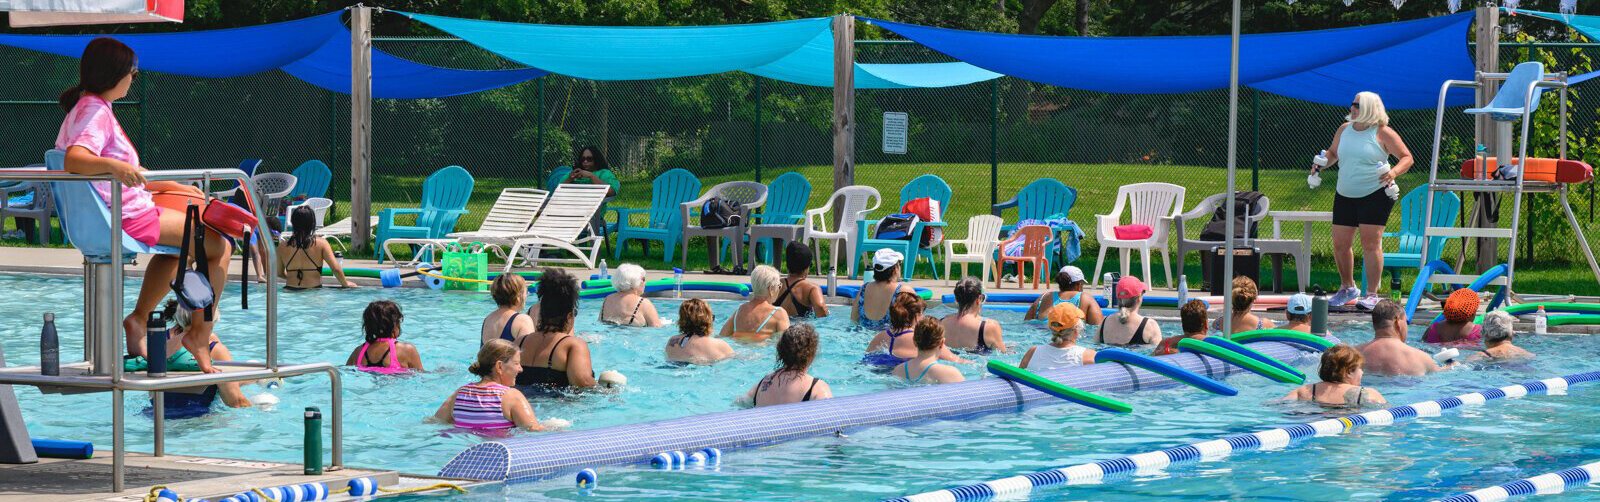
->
[304, 407, 323, 475]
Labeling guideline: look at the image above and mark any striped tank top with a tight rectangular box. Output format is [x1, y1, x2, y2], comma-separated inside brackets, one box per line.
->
[452, 382, 515, 430]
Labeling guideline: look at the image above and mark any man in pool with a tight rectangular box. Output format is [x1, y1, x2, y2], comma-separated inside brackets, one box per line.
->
[1358, 300, 1450, 376]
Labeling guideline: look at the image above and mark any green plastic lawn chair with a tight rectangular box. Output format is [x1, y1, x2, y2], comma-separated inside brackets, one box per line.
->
[614, 168, 701, 262]
[854, 174, 951, 280]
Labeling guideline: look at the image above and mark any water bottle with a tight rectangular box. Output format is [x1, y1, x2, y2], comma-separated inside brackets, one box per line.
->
[1380, 163, 1400, 200]
[599, 259, 609, 280]
[673, 267, 684, 298]
[1309, 150, 1328, 189]
[147, 311, 168, 378]
[1177, 275, 1188, 306]
[40, 313, 58, 377]
[1535, 305, 1548, 335]
[334, 251, 344, 268]
[304, 407, 323, 475]
[1310, 288, 1330, 336]
[1103, 272, 1118, 307]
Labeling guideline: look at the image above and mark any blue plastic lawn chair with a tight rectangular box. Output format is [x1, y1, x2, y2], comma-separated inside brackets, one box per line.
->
[992, 178, 1079, 262]
[614, 168, 701, 262]
[1362, 184, 1460, 292]
[854, 174, 951, 280]
[373, 165, 474, 261]
[748, 172, 812, 264]
[544, 166, 572, 191]
[44, 149, 179, 262]
[288, 160, 332, 199]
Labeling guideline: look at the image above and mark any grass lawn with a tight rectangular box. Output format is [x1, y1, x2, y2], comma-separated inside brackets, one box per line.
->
[8, 162, 1600, 296]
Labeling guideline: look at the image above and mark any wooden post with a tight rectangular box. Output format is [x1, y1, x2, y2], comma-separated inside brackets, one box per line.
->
[1472, 4, 1500, 270]
[832, 14, 856, 193]
[350, 5, 374, 250]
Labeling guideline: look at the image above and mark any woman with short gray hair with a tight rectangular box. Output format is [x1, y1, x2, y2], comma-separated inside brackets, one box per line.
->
[600, 263, 665, 327]
[1467, 311, 1534, 362]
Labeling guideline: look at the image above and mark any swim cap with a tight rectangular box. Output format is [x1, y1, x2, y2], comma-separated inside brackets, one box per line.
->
[1442, 288, 1480, 323]
[1047, 302, 1085, 331]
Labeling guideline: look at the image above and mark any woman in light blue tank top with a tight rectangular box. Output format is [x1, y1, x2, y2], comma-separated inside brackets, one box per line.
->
[1317, 91, 1415, 309]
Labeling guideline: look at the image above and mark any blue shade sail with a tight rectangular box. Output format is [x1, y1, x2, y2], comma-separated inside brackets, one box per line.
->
[281, 27, 547, 99]
[863, 13, 1477, 109]
[745, 29, 1001, 88]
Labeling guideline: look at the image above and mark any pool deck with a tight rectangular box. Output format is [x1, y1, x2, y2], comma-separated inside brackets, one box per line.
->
[0, 452, 417, 502]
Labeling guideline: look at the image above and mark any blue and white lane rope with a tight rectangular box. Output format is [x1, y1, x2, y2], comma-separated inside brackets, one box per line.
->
[887, 370, 1600, 502]
[1439, 461, 1600, 502]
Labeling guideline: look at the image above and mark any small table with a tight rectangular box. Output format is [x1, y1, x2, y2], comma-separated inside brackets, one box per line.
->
[1267, 211, 1332, 292]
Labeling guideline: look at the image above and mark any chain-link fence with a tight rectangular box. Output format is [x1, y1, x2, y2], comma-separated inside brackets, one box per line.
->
[4, 36, 1600, 288]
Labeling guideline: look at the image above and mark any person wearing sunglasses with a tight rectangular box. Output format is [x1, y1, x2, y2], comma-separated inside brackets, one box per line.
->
[565, 145, 619, 197]
[1314, 91, 1414, 310]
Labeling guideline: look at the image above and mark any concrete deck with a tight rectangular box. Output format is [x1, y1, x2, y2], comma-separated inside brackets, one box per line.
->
[0, 452, 398, 502]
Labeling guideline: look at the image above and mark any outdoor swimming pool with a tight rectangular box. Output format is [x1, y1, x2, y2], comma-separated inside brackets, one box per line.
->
[1, 272, 1597, 500]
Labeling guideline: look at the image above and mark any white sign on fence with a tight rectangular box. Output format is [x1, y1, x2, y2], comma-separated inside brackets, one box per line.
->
[883, 112, 908, 155]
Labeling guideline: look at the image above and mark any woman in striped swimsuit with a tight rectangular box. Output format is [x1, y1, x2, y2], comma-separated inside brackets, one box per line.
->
[434, 339, 545, 431]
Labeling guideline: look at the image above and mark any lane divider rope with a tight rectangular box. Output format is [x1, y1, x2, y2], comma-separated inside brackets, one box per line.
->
[1439, 460, 1600, 502]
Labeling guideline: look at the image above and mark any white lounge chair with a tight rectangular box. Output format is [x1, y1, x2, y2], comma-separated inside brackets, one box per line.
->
[381, 188, 550, 266]
[1094, 182, 1185, 287]
[504, 184, 611, 270]
[315, 215, 374, 253]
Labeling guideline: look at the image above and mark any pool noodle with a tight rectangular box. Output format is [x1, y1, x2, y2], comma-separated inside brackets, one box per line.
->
[949, 293, 1209, 309]
[1093, 348, 1238, 396]
[1177, 338, 1303, 385]
[31, 438, 92, 459]
[832, 284, 934, 301]
[985, 360, 1131, 413]
[438, 338, 1331, 482]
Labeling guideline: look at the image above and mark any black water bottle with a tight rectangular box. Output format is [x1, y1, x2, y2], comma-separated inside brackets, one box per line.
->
[1310, 287, 1329, 337]
[147, 311, 168, 378]
[40, 313, 58, 376]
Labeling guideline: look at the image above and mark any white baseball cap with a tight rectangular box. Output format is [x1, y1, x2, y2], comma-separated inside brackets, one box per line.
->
[872, 249, 904, 271]
[1058, 265, 1085, 284]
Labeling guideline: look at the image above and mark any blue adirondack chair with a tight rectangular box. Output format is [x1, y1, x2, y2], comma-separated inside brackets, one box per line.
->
[854, 174, 951, 280]
[992, 178, 1079, 263]
[288, 160, 332, 199]
[748, 172, 812, 263]
[1362, 184, 1461, 292]
[544, 166, 572, 191]
[373, 165, 474, 261]
[614, 168, 701, 262]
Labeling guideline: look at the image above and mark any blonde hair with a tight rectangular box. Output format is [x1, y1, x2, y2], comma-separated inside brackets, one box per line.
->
[1231, 275, 1258, 312]
[611, 263, 647, 293]
[1050, 320, 1084, 346]
[750, 265, 782, 299]
[490, 273, 526, 308]
[1347, 91, 1389, 128]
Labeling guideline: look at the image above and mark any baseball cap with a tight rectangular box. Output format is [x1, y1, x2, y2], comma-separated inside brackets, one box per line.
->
[1058, 265, 1085, 284]
[1047, 302, 1085, 331]
[1115, 275, 1148, 300]
[1286, 293, 1313, 315]
[872, 248, 904, 272]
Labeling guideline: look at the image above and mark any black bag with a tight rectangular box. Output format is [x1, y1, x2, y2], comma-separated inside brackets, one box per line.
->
[700, 197, 742, 230]
[874, 213, 921, 241]
[1199, 191, 1266, 241]
[171, 205, 215, 321]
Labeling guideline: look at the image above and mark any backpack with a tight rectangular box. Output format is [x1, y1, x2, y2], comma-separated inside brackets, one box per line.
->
[900, 197, 943, 249]
[1199, 191, 1265, 241]
[874, 213, 921, 241]
[700, 197, 741, 230]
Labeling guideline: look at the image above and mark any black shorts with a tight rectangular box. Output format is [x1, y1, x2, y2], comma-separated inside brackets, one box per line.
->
[1332, 188, 1395, 227]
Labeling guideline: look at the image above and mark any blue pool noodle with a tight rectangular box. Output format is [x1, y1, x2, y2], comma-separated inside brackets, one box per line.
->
[438, 338, 1329, 481]
[31, 438, 92, 459]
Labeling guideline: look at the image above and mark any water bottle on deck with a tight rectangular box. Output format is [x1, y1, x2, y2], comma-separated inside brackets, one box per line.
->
[1177, 275, 1188, 306]
[673, 267, 684, 299]
[40, 313, 58, 376]
[599, 259, 609, 280]
[1535, 305, 1548, 335]
[304, 407, 323, 475]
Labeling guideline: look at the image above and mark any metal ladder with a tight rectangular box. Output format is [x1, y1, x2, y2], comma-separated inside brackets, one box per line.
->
[1421, 68, 1600, 303]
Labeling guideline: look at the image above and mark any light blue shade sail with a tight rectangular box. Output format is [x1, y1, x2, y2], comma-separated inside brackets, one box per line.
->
[745, 29, 1001, 88]
[863, 13, 1477, 109]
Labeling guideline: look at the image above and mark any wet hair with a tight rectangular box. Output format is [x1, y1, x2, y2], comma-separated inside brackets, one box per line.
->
[469, 339, 519, 377]
[576, 145, 609, 171]
[1370, 299, 1403, 328]
[678, 299, 714, 338]
[491, 273, 527, 308]
[1056, 271, 1084, 291]
[1482, 310, 1516, 345]
[361, 300, 403, 343]
[775, 323, 819, 373]
[750, 265, 782, 299]
[611, 263, 646, 293]
[287, 205, 316, 249]
[60, 37, 137, 111]
[952, 277, 984, 313]
[1180, 299, 1208, 334]
[1231, 276, 1258, 312]
[888, 291, 925, 331]
[536, 268, 579, 333]
[872, 262, 901, 283]
[785, 241, 813, 274]
[913, 317, 945, 351]
[1318, 345, 1363, 384]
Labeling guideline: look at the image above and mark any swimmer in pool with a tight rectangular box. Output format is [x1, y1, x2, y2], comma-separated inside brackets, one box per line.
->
[1280, 293, 1315, 334]
[739, 323, 832, 407]
[599, 263, 666, 327]
[1466, 311, 1534, 363]
[1212, 276, 1275, 334]
[278, 204, 356, 290]
[773, 242, 829, 318]
[719, 265, 790, 343]
[134, 300, 251, 413]
[891, 318, 965, 385]
[517, 268, 597, 390]
[434, 339, 547, 431]
[1154, 299, 1209, 356]
[1024, 265, 1104, 327]
[1020, 303, 1096, 369]
[1097, 276, 1163, 347]
[941, 277, 1006, 353]
[482, 273, 535, 345]
[346, 300, 423, 373]
[1283, 344, 1386, 407]
[1423, 289, 1483, 346]
[1358, 299, 1450, 376]
[865, 291, 965, 369]
[852, 249, 915, 329]
[666, 299, 734, 365]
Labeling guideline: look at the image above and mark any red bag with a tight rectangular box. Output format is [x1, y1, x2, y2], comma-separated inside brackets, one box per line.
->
[149, 189, 257, 239]
[899, 197, 943, 249]
[1113, 224, 1153, 240]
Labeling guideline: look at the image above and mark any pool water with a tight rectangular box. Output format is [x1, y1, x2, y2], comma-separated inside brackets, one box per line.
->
[2, 272, 1598, 500]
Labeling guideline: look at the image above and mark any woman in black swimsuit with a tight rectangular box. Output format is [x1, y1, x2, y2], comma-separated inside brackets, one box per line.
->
[599, 263, 665, 326]
[276, 205, 355, 290]
[517, 268, 597, 391]
[482, 273, 535, 344]
[773, 242, 829, 318]
[1284, 345, 1386, 407]
[941, 277, 1006, 353]
[742, 323, 831, 407]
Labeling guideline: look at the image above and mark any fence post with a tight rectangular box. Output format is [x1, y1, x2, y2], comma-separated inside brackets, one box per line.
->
[831, 14, 856, 193]
[349, 4, 374, 250]
[536, 77, 544, 176]
[990, 78, 999, 208]
[755, 76, 763, 183]
[1250, 88, 1260, 191]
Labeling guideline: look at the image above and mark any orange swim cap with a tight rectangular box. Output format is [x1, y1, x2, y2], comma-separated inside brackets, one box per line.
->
[1442, 288, 1480, 323]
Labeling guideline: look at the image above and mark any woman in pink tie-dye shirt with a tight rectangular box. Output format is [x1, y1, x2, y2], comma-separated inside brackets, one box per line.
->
[57, 38, 233, 373]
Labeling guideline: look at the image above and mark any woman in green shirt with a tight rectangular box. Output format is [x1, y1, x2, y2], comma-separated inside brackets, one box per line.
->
[567, 146, 620, 197]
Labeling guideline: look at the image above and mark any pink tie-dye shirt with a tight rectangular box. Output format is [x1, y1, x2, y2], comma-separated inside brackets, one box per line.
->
[54, 94, 156, 222]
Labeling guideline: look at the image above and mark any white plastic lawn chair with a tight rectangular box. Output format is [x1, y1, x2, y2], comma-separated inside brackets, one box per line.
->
[382, 188, 550, 267]
[681, 181, 768, 270]
[286, 197, 333, 229]
[251, 172, 297, 215]
[943, 214, 1004, 285]
[804, 186, 880, 280]
[1094, 182, 1185, 287]
[504, 184, 611, 270]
